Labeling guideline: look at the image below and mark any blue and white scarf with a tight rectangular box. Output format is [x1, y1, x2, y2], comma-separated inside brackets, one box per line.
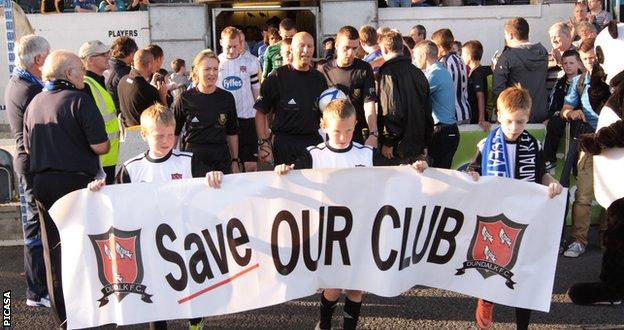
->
[43, 79, 76, 92]
[11, 67, 44, 88]
[481, 127, 539, 182]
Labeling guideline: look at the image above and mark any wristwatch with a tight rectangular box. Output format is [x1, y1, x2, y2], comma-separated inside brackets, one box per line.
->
[257, 138, 269, 146]
[369, 131, 379, 137]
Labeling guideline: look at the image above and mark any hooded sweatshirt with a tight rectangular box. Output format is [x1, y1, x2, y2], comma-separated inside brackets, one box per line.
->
[493, 42, 549, 123]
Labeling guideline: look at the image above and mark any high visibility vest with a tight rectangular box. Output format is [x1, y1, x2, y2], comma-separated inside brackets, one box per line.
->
[84, 76, 120, 167]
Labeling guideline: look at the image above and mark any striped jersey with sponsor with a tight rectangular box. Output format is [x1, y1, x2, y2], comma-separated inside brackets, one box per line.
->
[440, 52, 471, 122]
[115, 149, 193, 183]
[294, 142, 386, 169]
[217, 52, 260, 119]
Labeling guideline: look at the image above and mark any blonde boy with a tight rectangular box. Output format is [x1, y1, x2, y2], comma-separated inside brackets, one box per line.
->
[468, 86, 562, 330]
[208, 99, 427, 329]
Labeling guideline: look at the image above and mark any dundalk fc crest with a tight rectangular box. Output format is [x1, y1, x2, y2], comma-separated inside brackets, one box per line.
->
[89, 227, 153, 307]
[456, 214, 527, 289]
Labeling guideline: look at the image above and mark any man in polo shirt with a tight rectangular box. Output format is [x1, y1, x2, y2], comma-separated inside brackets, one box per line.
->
[80, 40, 120, 184]
[24, 50, 109, 325]
[413, 40, 459, 169]
[117, 48, 168, 126]
[319, 25, 378, 147]
[255, 32, 328, 165]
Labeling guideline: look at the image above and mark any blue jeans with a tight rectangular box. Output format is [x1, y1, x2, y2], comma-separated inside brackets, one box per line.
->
[18, 172, 47, 301]
[387, 0, 412, 6]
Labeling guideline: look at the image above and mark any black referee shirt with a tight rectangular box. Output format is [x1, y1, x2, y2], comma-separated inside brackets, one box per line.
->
[173, 87, 238, 148]
[319, 59, 377, 141]
[255, 65, 328, 136]
[117, 69, 161, 127]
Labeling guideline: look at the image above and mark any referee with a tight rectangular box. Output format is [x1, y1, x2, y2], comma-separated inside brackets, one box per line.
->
[254, 32, 328, 165]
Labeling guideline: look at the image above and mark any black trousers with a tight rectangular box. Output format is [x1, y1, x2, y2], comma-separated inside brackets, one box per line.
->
[543, 116, 566, 164]
[187, 144, 231, 177]
[273, 133, 322, 165]
[17, 173, 48, 301]
[429, 124, 460, 169]
[103, 165, 116, 185]
[34, 172, 94, 328]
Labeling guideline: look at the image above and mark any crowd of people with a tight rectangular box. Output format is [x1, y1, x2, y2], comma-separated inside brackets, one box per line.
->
[4, 0, 618, 328]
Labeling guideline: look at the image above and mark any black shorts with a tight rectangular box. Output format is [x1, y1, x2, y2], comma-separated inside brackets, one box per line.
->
[238, 118, 257, 163]
[273, 133, 322, 165]
[188, 144, 231, 177]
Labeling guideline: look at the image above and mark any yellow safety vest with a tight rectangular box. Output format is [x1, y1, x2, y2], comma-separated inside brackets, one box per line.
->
[84, 76, 120, 167]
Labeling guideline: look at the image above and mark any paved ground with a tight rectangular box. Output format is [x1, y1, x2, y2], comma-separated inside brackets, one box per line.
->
[1, 228, 623, 329]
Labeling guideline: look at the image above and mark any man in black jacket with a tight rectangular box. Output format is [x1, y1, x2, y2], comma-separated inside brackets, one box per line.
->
[378, 30, 433, 164]
[105, 36, 138, 112]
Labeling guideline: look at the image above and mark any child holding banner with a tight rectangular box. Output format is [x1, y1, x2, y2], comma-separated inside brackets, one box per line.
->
[88, 103, 204, 330]
[466, 85, 563, 330]
[208, 99, 428, 329]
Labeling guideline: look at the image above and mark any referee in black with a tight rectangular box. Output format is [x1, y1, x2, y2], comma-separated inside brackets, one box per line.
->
[255, 31, 328, 166]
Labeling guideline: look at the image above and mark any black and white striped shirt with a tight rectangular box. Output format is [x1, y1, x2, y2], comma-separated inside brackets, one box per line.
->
[217, 52, 261, 119]
[440, 52, 471, 123]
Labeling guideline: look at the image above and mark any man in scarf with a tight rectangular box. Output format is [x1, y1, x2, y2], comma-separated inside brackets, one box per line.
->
[23, 50, 109, 327]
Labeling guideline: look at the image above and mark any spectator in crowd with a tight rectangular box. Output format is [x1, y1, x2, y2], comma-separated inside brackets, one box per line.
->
[570, 1, 590, 27]
[106, 36, 138, 112]
[168, 58, 191, 99]
[79, 40, 120, 184]
[98, 0, 125, 12]
[127, 0, 150, 11]
[74, 0, 97, 12]
[217, 27, 261, 173]
[145, 43, 165, 76]
[573, 21, 598, 48]
[409, 24, 427, 45]
[543, 49, 582, 172]
[117, 49, 167, 126]
[547, 22, 576, 97]
[587, 0, 612, 31]
[493, 17, 548, 123]
[258, 26, 281, 71]
[319, 25, 378, 147]
[402, 36, 415, 57]
[432, 28, 471, 124]
[562, 38, 604, 258]
[251, 25, 267, 57]
[280, 37, 293, 66]
[387, 0, 411, 7]
[5, 34, 50, 309]
[255, 32, 328, 165]
[413, 40, 458, 169]
[377, 26, 392, 35]
[359, 25, 385, 75]
[451, 40, 462, 55]
[378, 30, 433, 164]
[321, 37, 335, 60]
[174, 50, 240, 177]
[462, 40, 492, 131]
[24, 50, 109, 325]
[262, 18, 297, 79]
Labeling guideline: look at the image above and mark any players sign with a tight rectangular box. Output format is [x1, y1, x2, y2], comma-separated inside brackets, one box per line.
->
[49, 167, 566, 328]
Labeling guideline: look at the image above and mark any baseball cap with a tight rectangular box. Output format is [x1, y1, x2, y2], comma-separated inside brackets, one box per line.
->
[79, 40, 110, 59]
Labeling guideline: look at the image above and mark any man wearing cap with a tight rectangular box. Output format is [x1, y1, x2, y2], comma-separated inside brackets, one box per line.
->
[80, 40, 120, 184]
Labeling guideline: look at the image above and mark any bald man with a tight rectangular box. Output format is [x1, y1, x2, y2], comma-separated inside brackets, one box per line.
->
[117, 48, 168, 126]
[254, 32, 328, 165]
[23, 49, 109, 326]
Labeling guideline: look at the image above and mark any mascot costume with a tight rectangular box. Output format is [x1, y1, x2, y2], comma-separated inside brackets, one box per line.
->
[567, 21, 624, 306]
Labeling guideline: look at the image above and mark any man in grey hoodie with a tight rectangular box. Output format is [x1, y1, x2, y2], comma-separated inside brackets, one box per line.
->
[493, 17, 549, 123]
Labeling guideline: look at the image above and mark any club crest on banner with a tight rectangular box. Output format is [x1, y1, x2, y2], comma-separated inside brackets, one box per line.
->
[456, 214, 527, 289]
[88, 227, 153, 307]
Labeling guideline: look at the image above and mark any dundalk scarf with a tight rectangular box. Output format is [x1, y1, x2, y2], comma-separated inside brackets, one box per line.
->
[12, 67, 44, 88]
[43, 79, 77, 92]
[481, 127, 539, 182]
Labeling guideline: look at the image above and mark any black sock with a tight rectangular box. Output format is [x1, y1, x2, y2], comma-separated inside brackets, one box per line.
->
[149, 320, 167, 330]
[515, 308, 531, 330]
[188, 317, 203, 327]
[343, 297, 362, 330]
[319, 292, 338, 329]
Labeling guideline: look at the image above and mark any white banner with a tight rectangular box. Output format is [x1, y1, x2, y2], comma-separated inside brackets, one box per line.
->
[593, 107, 624, 208]
[49, 167, 567, 329]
